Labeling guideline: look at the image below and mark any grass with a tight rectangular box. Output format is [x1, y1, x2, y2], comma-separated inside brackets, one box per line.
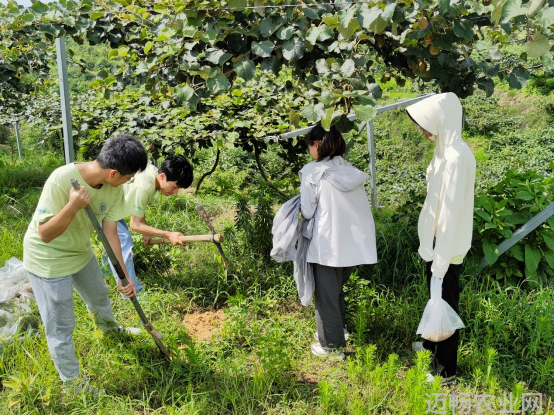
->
[2, 82, 554, 413]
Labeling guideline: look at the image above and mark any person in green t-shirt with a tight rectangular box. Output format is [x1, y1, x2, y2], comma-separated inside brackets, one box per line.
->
[104, 155, 194, 295]
[23, 134, 148, 393]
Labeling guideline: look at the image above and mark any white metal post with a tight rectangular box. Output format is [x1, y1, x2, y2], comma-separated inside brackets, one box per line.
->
[56, 37, 74, 164]
[14, 123, 22, 160]
[367, 120, 377, 208]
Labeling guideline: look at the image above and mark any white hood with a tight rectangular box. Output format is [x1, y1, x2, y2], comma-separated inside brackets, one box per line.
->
[406, 93, 476, 278]
[307, 157, 369, 192]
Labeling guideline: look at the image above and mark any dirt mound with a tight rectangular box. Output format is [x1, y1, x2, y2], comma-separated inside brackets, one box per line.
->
[181, 309, 226, 341]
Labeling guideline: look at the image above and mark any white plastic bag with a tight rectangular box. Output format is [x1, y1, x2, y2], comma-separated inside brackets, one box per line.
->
[0, 257, 32, 303]
[416, 276, 465, 342]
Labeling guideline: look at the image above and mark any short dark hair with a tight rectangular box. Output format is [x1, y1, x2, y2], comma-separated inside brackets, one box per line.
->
[96, 134, 148, 175]
[304, 124, 346, 161]
[159, 155, 194, 188]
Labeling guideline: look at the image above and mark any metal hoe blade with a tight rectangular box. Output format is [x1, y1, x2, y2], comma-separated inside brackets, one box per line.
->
[195, 204, 229, 270]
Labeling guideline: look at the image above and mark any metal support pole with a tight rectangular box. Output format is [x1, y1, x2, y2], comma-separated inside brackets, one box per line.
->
[367, 120, 377, 209]
[56, 37, 74, 164]
[14, 123, 22, 160]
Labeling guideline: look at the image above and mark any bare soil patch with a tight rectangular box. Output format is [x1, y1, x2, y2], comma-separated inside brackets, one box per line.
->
[181, 309, 226, 341]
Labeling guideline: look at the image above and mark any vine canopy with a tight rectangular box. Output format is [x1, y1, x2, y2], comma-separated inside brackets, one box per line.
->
[1, 0, 554, 130]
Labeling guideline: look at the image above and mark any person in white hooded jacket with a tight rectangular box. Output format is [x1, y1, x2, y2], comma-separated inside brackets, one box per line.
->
[406, 92, 476, 382]
[300, 124, 377, 360]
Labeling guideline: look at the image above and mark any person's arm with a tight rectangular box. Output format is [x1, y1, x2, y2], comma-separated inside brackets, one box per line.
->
[299, 172, 318, 220]
[432, 160, 468, 279]
[38, 186, 90, 243]
[103, 220, 137, 298]
[129, 215, 184, 245]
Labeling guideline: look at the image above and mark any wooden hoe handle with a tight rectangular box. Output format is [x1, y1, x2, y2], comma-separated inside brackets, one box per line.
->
[149, 234, 225, 245]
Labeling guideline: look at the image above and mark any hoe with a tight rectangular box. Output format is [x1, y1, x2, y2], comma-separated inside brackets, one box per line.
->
[148, 204, 229, 270]
[70, 178, 171, 360]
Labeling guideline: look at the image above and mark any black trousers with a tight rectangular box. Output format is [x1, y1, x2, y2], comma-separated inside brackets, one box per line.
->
[422, 261, 462, 377]
[312, 263, 354, 349]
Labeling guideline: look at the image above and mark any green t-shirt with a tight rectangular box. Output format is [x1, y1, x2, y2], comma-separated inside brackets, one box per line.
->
[23, 163, 128, 278]
[123, 164, 157, 218]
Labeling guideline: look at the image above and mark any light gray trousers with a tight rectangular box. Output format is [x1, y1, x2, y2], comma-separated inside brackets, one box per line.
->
[313, 263, 354, 350]
[28, 256, 119, 382]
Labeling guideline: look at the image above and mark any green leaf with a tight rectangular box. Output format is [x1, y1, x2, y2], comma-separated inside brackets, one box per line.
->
[537, 6, 554, 27]
[276, 26, 294, 40]
[528, 0, 546, 17]
[544, 249, 554, 269]
[334, 114, 355, 133]
[207, 74, 230, 93]
[320, 107, 335, 131]
[453, 19, 474, 40]
[31, 1, 49, 14]
[90, 12, 104, 20]
[338, 19, 360, 40]
[483, 240, 500, 266]
[118, 46, 129, 57]
[315, 58, 330, 75]
[205, 49, 233, 65]
[381, 2, 396, 22]
[476, 210, 492, 222]
[352, 104, 377, 122]
[306, 27, 322, 45]
[261, 56, 282, 75]
[357, 7, 382, 29]
[22, 14, 35, 24]
[289, 109, 300, 128]
[260, 17, 282, 37]
[506, 212, 529, 224]
[439, 0, 450, 15]
[515, 189, 534, 200]
[525, 244, 541, 273]
[478, 78, 495, 97]
[254, 0, 265, 15]
[509, 244, 524, 261]
[228, 0, 247, 9]
[144, 42, 154, 54]
[338, 7, 356, 29]
[523, 33, 551, 58]
[234, 60, 256, 81]
[108, 49, 119, 59]
[319, 91, 336, 106]
[175, 85, 199, 111]
[282, 37, 305, 61]
[341, 59, 356, 77]
[541, 54, 554, 72]
[367, 83, 382, 99]
[252, 41, 274, 58]
[369, 16, 388, 34]
[301, 103, 326, 122]
[542, 232, 554, 250]
[319, 26, 334, 42]
[501, 0, 525, 23]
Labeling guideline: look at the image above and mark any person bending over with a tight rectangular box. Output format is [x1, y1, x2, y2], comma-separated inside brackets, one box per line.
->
[104, 155, 194, 295]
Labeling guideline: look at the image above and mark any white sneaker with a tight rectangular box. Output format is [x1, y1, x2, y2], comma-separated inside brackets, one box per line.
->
[425, 372, 457, 386]
[314, 328, 350, 341]
[125, 327, 142, 335]
[310, 342, 345, 361]
[412, 341, 425, 352]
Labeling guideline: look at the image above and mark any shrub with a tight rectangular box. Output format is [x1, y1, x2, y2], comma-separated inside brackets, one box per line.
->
[473, 169, 554, 288]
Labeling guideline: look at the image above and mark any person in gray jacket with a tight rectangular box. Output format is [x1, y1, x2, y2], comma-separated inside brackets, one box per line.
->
[300, 124, 378, 360]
